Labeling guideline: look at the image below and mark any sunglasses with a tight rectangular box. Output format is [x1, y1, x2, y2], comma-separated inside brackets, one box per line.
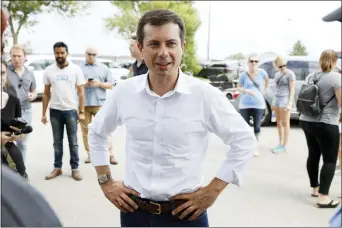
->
[279, 65, 287, 69]
[249, 60, 259, 63]
[18, 79, 23, 88]
[87, 53, 97, 57]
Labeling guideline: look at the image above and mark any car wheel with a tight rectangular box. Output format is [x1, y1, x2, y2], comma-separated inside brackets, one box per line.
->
[226, 93, 233, 99]
[249, 102, 272, 126]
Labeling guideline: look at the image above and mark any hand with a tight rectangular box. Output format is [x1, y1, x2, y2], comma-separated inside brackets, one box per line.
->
[78, 113, 85, 120]
[246, 89, 254, 96]
[41, 115, 48, 124]
[170, 186, 219, 221]
[89, 79, 101, 87]
[28, 92, 36, 101]
[100, 179, 140, 213]
[285, 104, 292, 111]
[1, 131, 13, 144]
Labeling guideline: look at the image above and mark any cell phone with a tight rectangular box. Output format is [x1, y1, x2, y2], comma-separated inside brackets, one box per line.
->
[88, 78, 94, 81]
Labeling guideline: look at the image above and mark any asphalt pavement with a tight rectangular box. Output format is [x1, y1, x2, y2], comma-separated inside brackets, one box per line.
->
[25, 101, 341, 227]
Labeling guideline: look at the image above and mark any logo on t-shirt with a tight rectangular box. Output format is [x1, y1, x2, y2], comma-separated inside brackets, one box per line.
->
[56, 74, 69, 81]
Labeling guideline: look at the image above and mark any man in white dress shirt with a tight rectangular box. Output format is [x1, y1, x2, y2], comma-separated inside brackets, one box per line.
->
[88, 9, 257, 227]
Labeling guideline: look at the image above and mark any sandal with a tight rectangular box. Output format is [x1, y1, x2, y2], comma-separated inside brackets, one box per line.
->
[317, 200, 340, 208]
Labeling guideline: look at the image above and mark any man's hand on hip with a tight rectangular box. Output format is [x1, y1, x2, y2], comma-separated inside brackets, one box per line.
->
[170, 186, 220, 221]
[101, 180, 140, 213]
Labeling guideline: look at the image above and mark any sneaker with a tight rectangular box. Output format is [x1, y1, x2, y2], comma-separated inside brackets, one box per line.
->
[272, 145, 282, 152]
[254, 151, 260, 157]
[272, 145, 287, 153]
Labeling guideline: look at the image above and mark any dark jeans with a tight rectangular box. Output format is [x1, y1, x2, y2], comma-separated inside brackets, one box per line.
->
[120, 210, 209, 227]
[2, 142, 26, 177]
[300, 120, 339, 195]
[239, 108, 265, 134]
[50, 109, 79, 170]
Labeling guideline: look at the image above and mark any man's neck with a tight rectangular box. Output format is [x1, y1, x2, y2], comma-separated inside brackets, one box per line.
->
[57, 61, 69, 69]
[14, 66, 24, 72]
[148, 70, 179, 97]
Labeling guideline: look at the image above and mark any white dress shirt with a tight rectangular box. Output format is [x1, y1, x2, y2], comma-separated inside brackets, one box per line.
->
[89, 70, 257, 201]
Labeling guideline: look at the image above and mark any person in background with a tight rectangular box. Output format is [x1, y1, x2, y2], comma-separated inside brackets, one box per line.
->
[299, 49, 341, 208]
[79, 46, 118, 165]
[336, 113, 341, 176]
[42, 42, 85, 181]
[1, 61, 27, 180]
[129, 35, 148, 76]
[6, 44, 37, 162]
[237, 53, 269, 157]
[271, 56, 296, 153]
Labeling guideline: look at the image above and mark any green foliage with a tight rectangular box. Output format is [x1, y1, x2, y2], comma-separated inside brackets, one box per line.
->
[104, 1, 202, 74]
[289, 40, 308, 56]
[226, 52, 245, 60]
[3, 1, 89, 44]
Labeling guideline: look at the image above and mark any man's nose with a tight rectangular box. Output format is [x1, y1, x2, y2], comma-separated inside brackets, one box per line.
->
[158, 45, 168, 57]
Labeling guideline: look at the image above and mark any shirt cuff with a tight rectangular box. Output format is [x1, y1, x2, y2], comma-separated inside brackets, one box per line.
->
[90, 150, 110, 167]
[216, 168, 241, 187]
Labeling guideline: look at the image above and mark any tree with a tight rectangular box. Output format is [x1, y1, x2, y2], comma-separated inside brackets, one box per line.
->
[289, 40, 308, 56]
[2, 1, 89, 45]
[104, 1, 202, 74]
[226, 52, 245, 60]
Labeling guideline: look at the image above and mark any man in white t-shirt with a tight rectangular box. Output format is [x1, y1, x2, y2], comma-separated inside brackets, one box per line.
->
[41, 42, 85, 181]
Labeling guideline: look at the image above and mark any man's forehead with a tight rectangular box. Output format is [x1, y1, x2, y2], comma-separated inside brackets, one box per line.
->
[143, 23, 181, 41]
[86, 47, 98, 54]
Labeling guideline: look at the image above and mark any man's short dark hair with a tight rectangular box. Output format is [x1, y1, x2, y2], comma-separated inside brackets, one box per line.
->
[136, 9, 186, 47]
[53, 42, 68, 53]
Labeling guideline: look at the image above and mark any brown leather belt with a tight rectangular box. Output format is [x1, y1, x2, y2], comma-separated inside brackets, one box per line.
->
[130, 195, 186, 215]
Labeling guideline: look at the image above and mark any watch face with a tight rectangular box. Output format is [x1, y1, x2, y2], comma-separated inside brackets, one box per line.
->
[98, 174, 108, 184]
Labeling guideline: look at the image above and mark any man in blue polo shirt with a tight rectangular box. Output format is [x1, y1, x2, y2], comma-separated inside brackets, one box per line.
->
[78, 47, 118, 165]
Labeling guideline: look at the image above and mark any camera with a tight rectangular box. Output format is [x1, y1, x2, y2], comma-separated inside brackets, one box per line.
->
[7, 118, 33, 135]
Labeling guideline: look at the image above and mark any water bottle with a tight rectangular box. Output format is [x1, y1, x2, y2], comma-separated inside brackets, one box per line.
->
[271, 111, 276, 122]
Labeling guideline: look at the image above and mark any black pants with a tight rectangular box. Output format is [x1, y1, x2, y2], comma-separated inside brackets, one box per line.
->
[2, 142, 27, 177]
[300, 121, 339, 195]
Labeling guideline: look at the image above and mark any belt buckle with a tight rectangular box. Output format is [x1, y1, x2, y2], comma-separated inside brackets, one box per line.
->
[150, 202, 161, 215]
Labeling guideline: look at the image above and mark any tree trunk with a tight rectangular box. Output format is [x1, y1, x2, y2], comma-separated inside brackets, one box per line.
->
[12, 34, 18, 45]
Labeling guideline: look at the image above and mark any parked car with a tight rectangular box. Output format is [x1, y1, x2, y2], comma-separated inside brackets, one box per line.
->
[23, 55, 129, 98]
[196, 60, 241, 79]
[229, 56, 342, 126]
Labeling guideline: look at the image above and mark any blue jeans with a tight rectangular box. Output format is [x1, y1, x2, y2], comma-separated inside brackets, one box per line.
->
[50, 109, 79, 169]
[120, 210, 209, 227]
[16, 108, 32, 162]
[240, 108, 265, 135]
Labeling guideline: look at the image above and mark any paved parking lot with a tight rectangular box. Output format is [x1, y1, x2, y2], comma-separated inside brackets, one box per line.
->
[25, 102, 341, 227]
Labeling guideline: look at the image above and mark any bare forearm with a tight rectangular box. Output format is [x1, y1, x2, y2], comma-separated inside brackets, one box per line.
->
[99, 82, 113, 90]
[42, 95, 50, 116]
[95, 165, 111, 176]
[207, 177, 228, 194]
[78, 94, 85, 111]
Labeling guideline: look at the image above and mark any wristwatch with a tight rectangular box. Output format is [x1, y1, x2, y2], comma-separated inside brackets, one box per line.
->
[79, 110, 84, 114]
[98, 173, 112, 185]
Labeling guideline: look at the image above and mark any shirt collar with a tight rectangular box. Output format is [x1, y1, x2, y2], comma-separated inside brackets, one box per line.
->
[136, 68, 192, 95]
[84, 60, 98, 66]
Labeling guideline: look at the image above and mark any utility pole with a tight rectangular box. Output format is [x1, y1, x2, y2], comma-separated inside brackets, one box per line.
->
[206, 1, 211, 62]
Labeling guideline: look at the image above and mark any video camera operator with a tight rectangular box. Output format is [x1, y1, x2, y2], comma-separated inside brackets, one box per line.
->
[1, 60, 29, 180]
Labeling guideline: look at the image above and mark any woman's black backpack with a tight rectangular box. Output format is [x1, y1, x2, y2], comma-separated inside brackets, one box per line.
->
[296, 73, 334, 117]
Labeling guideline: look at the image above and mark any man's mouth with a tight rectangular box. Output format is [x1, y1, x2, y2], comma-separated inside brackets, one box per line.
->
[156, 62, 171, 66]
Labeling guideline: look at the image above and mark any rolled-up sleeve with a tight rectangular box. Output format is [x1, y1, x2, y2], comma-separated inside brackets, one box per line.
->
[206, 88, 257, 187]
[88, 86, 122, 166]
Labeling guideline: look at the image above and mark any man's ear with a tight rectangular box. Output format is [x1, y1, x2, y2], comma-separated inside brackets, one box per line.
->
[182, 40, 186, 53]
[137, 42, 143, 52]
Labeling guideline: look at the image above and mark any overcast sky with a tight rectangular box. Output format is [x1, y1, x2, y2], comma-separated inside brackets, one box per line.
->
[8, 1, 341, 61]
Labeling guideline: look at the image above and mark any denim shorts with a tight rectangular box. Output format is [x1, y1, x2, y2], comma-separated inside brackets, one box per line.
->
[273, 96, 289, 108]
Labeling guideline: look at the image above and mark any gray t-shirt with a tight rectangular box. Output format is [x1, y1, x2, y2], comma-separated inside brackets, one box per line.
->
[6, 65, 36, 110]
[299, 71, 341, 125]
[274, 69, 296, 98]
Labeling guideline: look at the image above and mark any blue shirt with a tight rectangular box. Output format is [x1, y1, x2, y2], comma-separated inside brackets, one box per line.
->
[329, 206, 341, 227]
[79, 61, 113, 107]
[238, 69, 268, 109]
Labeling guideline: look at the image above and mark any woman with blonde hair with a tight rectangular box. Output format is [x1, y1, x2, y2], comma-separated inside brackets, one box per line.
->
[299, 49, 341, 208]
[271, 56, 296, 153]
